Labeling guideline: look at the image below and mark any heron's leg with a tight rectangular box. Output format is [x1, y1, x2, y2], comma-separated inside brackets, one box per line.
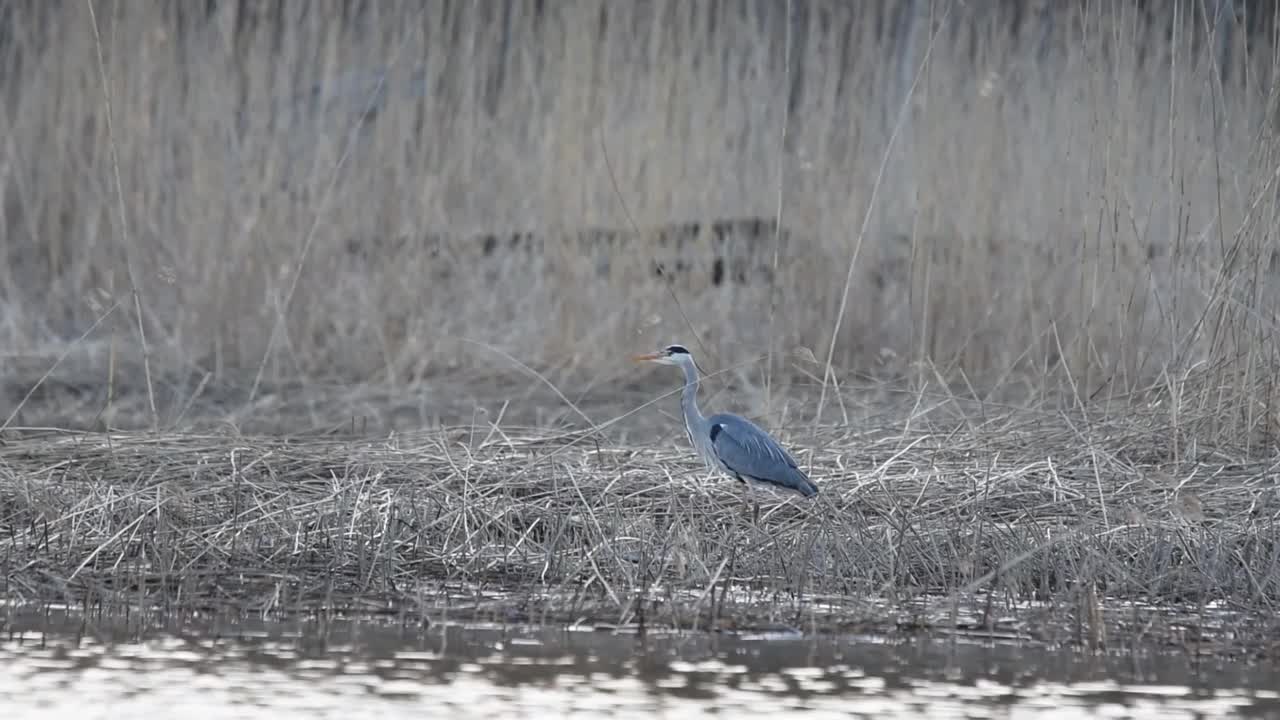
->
[732, 475, 755, 529]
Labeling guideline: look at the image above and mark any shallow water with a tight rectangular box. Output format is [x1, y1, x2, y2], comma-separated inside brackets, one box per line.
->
[2, 609, 1278, 719]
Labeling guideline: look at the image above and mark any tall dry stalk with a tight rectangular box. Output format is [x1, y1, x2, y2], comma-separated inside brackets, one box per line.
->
[0, 1, 1274, 442]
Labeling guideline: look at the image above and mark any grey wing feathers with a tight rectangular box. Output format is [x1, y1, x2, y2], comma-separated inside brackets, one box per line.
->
[707, 413, 818, 497]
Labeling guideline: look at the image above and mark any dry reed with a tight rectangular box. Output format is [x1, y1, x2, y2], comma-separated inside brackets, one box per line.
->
[2, 397, 1277, 654]
[2, 2, 1279, 441]
[3, 1, 1280, 655]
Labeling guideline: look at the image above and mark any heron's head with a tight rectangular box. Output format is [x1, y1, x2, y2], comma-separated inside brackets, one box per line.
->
[631, 344, 693, 367]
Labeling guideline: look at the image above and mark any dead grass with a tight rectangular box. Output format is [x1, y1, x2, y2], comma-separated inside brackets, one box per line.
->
[1, 398, 1277, 653]
[2, 1, 1280, 448]
[3, 1, 1280, 655]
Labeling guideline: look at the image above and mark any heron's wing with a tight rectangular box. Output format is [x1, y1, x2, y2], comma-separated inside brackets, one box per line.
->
[707, 414, 816, 496]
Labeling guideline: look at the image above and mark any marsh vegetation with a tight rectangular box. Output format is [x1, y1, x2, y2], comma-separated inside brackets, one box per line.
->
[2, 1, 1279, 656]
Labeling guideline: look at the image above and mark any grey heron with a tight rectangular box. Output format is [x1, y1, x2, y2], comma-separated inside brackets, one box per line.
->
[632, 344, 819, 509]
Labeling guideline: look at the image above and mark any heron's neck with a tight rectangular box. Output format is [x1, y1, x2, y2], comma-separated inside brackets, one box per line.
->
[679, 359, 704, 427]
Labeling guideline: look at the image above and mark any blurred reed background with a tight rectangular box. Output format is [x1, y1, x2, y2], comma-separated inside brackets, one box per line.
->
[2, 0, 1278, 443]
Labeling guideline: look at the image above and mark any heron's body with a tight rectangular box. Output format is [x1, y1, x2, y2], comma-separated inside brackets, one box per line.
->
[635, 344, 819, 499]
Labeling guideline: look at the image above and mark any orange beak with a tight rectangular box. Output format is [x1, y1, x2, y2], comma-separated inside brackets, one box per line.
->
[631, 352, 661, 363]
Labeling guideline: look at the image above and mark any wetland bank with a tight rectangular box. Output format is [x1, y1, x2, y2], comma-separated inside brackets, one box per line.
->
[3, 387, 1279, 659]
[5, 0, 1280, 714]
[5, 385, 1280, 716]
[4, 394, 1280, 716]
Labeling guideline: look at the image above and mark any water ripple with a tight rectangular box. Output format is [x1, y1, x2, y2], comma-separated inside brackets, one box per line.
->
[1, 611, 1277, 719]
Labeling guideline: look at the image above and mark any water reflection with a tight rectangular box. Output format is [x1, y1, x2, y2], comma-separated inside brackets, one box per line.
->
[2, 608, 1277, 719]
